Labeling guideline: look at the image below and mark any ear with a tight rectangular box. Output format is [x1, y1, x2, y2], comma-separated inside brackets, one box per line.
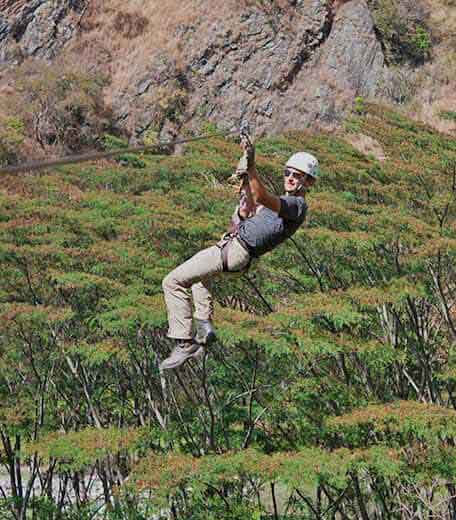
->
[306, 176, 316, 186]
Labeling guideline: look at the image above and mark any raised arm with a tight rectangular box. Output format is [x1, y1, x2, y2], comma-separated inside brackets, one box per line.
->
[246, 166, 280, 214]
[227, 158, 256, 233]
[241, 135, 281, 214]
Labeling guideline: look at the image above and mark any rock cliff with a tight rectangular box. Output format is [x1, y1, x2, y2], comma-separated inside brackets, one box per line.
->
[128, 0, 388, 139]
[0, 0, 86, 63]
[0, 0, 450, 142]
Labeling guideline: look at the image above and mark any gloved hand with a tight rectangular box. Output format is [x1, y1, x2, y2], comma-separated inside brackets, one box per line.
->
[228, 123, 255, 190]
[228, 166, 248, 193]
[240, 133, 255, 170]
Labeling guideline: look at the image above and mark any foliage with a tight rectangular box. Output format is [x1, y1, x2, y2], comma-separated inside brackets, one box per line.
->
[0, 60, 113, 161]
[28, 427, 143, 471]
[440, 110, 456, 122]
[0, 115, 25, 166]
[102, 134, 129, 151]
[368, 0, 433, 65]
[1, 103, 456, 518]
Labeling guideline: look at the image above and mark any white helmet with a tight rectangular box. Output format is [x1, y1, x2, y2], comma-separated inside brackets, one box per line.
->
[286, 152, 319, 179]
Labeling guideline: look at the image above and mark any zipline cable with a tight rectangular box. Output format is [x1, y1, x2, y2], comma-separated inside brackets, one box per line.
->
[0, 128, 240, 176]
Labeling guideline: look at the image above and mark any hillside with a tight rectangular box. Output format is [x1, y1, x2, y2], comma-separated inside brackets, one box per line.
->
[1, 0, 456, 518]
[0, 0, 455, 155]
[1, 102, 456, 517]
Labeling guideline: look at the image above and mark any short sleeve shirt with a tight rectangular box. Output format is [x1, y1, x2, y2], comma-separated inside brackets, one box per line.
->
[237, 196, 307, 257]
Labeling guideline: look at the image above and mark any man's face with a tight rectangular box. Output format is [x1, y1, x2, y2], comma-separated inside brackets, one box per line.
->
[283, 167, 315, 193]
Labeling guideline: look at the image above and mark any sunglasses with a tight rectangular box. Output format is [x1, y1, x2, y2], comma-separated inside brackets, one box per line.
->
[283, 168, 308, 180]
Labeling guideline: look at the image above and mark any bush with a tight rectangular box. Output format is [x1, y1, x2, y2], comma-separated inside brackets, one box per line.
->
[0, 116, 25, 166]
[118, 153, 147, 168]
[440, 110, 456, 122]
[102, 134, 147, 168]
[354, 96, 367, 115]
[102, 134, 129, 151]
[6, 60, 115, 156]
[368, 0, 432, 65]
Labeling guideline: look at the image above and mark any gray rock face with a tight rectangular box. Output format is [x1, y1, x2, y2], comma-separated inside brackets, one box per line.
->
[184, 0, 334, 131]
[318, 0, 386, 95]
[0, 0, 390, 139]
[120, 0, 389, 139]
[0, 16, 9, 43]
[276, 0, 387, 128]
[0, 0, 86, 66]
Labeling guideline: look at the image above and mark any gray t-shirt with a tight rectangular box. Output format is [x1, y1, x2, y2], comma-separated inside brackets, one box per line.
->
[234, 196, 307, 258]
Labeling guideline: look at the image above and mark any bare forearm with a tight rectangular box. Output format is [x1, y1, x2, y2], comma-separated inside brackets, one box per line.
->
[239, 181, 255, 218]
[238, 131, 280, 213]
[247, 166, 281, 213]
[247, 166, 266, 205]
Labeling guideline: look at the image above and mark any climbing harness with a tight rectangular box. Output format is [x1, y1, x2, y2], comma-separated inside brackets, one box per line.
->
[0, 128, 239, 175]
[220, 237, 232, 272]
[218, 234, 252, 273]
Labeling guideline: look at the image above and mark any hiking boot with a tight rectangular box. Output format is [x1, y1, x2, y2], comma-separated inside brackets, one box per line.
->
[160, 341, 204, 371]
[194, 318, 216, 345]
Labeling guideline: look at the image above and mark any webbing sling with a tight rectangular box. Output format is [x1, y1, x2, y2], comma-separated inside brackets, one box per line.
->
[220, 235, 252, 273]
[221, 241, 230, 272]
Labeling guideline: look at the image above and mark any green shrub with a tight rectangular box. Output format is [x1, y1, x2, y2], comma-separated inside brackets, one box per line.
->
[102, 135, 147, 167]
[368, 0, 432, 64]
[102, 133, 129, 150]
[118, 153, 147, 168]
[10, 61, 113, 154]
[0, 116, 25, 166]
[354, 96, 367, 115]
[440, 110, 456, 122]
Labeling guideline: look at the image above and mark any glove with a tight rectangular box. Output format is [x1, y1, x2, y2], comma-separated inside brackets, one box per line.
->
[240, 132, 255, 170]
[228, 166, 249, 193]
[228, 123, 255, 190]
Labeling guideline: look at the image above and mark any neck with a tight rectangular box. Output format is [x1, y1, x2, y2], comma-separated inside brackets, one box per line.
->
[286, 188, 306, 197]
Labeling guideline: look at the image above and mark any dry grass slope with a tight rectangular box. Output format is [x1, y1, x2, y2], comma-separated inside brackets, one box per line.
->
[66, 0, 327, 104]
[74, 0, 239, 90]
[406, 0, 456, 132]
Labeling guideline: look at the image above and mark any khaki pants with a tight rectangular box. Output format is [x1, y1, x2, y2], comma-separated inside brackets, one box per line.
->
[162, 237, 251, 340]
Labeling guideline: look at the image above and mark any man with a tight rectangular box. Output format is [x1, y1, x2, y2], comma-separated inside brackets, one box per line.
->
[160, 135, 318, 370]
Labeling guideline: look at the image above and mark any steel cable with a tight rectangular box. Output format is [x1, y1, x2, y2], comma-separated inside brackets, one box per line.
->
[0, 129, 239, 175]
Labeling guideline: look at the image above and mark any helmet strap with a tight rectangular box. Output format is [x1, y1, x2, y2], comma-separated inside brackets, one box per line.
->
[286, 178, 306, 196]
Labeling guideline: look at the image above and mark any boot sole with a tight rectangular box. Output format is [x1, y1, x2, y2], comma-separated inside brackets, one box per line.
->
[160, 346, 204, 370]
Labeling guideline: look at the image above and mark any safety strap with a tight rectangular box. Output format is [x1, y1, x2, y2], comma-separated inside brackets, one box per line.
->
[220, 235, 252, 273]
[221, 241, 230, 272]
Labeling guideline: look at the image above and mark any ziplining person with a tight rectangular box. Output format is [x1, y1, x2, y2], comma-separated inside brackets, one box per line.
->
[160, 130, 319, 370]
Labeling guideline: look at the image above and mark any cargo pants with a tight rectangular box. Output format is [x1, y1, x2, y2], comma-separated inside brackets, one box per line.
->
[162, 235, 251, 340]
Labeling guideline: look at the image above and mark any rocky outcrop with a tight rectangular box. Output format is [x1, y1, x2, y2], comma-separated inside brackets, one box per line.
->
[0, 15, 9, 42]
[0, 0, 86, 66]
[0, 0, 390, 140]
[280, 0, 387, 126]
[115, 0, 389, 139]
